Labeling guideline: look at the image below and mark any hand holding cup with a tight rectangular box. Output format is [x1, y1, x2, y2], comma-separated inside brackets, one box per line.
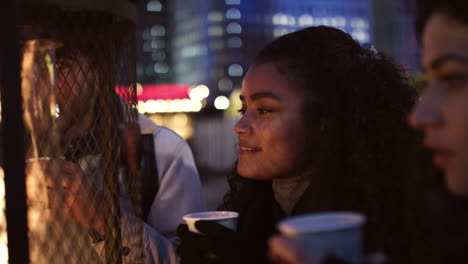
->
[26, 158, 105, 234]
[177, 211, 263, 264]
[275, 212, 366, 264]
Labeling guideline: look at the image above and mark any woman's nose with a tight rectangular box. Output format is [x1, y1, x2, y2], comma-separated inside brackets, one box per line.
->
[234, 114, 252, 135]
[408, 89, 443, 131]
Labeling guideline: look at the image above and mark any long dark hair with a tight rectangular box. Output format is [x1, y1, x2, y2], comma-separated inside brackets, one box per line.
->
[220, 26, 429, 261]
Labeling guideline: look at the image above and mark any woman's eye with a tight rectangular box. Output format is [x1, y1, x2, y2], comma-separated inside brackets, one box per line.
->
[237, 106, 274, 116]
[257, 108, 272, 115]
[440, 73, 468, 90]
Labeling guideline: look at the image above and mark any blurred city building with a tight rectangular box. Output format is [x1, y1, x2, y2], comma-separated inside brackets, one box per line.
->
[136, 1, 196, 140]
[168, 0, 374, 110]
[136, 0, 171, 85]
[373, 0, 420, 72]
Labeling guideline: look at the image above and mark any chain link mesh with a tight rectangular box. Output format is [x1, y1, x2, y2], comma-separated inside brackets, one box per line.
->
[19, 4, 142, 263]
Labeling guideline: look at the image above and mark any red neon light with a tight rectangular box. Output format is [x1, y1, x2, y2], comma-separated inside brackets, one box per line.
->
[116, 84, 191, 101]
[138, 84, 190, 101]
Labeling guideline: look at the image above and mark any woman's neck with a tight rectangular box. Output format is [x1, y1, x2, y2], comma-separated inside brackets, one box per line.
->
[272, 174, 311, 215]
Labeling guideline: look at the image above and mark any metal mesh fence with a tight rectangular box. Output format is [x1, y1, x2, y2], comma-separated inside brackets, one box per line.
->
[18, 3, 142, 263]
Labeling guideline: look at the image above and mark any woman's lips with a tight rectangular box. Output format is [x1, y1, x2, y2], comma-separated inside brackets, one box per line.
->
[238, 146, 261, 154]
[424, 140, 454, 167]
[431, 150, 454, 167]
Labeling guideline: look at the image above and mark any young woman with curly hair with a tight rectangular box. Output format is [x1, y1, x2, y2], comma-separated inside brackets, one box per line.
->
[177, 26, 424, 264]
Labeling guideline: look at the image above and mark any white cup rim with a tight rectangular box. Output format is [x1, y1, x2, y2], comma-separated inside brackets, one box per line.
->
[278, 212, 366, 235]
[183, 211, 239, 221]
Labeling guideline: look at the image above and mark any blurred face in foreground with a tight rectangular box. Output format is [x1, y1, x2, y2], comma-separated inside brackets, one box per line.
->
[55, 55, 98, 145]
[409, 12, 468, 196]
[234, 63, 306, 180]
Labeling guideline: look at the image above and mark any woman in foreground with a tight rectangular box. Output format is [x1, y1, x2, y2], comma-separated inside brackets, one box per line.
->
[269, 0, 468, 263]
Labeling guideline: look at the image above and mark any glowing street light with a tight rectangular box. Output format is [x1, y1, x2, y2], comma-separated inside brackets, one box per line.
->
[214, 96, 230, 110]
[189, 85, 210, 101]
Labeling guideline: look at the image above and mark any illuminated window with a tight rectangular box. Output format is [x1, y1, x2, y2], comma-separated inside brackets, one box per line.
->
[321, 17, 330, 26]
[335, 16, 347, 27]
[273, 28, 289, 38]
[181, 45, 208, 58]
[208, 25, 224, 36]
[226, 8, 241, 19]
[208, 12, 224, 22]
[351, 18, 369, 29]
[227, 36, 242, 48]
[147, 0, 162, 12]
[225, 0, 240, 5]
[273, 13, 287, 25]
[351, 30, 370, 43]
[154, 62, 169, 74]
[273, 14, 295, 26]
[151, 25, 166, 36]
[226, 22, 242, 34]
[298, 14, 314, 27]
[329, 17, 339, 27]
[228, 64, 243, 76]
[288, 16, 296, 26]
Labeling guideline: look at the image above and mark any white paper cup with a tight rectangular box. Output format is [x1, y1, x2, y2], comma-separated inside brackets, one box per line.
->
[182, 211, 239, 234]
[278, 212, 366, 264]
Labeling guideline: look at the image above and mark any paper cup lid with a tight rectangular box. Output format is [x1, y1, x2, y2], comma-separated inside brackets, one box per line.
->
[278, 212, 366, 235]
[183, 211, 239, 221]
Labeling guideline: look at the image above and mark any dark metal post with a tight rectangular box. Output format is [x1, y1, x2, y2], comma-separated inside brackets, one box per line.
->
[0, 1, 31, 264]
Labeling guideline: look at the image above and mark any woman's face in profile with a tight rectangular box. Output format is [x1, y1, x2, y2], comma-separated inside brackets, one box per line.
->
[55, 55, 98, 143]
[234, 63, 307, 180]
[409, 13, 468, 196]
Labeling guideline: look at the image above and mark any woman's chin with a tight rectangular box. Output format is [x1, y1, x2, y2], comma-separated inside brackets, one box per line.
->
[446, 173, 468, 198]
[237, 168, 270, 180]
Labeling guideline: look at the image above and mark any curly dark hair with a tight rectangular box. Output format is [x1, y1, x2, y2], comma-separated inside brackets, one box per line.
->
[416, 0, 468, 38]
[220, 26, 429, 262]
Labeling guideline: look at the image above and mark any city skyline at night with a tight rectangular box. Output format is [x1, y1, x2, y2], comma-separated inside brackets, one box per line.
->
[136, 0, 419, 111]
[167, 0, 374, 108]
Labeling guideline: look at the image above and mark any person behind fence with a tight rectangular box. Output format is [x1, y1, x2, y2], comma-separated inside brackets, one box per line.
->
[176, 26, 422, 264]
[47, 49, 206, 263]
[266, 0, 468, 263]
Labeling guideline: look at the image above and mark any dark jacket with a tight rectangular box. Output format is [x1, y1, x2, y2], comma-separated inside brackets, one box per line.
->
[232, 178, 413, 264]
[411, 192, 468, 264]
[233, 180, 350, 264]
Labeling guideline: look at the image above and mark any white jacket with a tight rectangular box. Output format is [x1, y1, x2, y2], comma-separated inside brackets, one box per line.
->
[96, 114, 206, 264]
[140, 114, 206, 263]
